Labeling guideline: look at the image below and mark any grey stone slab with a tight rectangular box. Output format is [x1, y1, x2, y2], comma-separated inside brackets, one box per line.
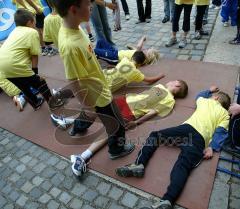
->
[16, 164, 26, 174]
[55, 161, 69, 170]
[8, 159, 19, 169]
[16, 195, 28, 207]
[22, 170, 35, 180]
[51, 173, 65, 187]
[2, 184, 12, 195]
[29, 187, 43, 199]
[230, 183, 240, 198]
[9, 173, 21, 183]
[82, 205, 95, 209]
[25, 202, 40, 209]
[41, 167, 57, 178]
[72, 184, 87, 196]
[96, 182, 111, 195]
[0, 195, 7, 208]
[46, 156, 60, 166]
[59, 192, 73, 204]
[3, 204, 14, 209]
[62, 177, 74, 190]
[49, 187, 61, 198]
[229, 197, 240, 209]
[20, 155, 32, 164]
[137, 199, 153, 208]
[33, 162, 46, 174]
[15, 178, 27, 188]
[121, 192, 139, 208]
[32, 176, 44, 186]
[108, 202, 125, 209]
[82, 189, 98, 202]
[39, 193, 52, 204]
[21, 181, 34, 193]
[108, 186, 124, 201]
[47, 200, 60, 209]
[94, 196, 110, 208]
[40, 180, 52, 191]
[83, 175, 100, 187]
[70, 198, 83, 209]
[8, 190, 20, 201]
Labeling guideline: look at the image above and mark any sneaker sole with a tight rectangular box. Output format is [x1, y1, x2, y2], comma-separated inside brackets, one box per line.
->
[116, 168, 144, 178]
[109, 145, 135, 160]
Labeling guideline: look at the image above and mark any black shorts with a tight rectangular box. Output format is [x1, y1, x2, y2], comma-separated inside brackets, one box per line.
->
[36, 13, 45, 29]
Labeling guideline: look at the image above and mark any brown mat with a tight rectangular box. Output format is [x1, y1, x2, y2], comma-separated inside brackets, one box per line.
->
[0, 57, 239, 209]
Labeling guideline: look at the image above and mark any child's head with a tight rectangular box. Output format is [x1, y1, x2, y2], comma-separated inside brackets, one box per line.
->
[166, 80, 188, 98]
[14, 9, 35, 28]
[144, 48, 160, 65]
[212, 91, 231, 110]
[53, 0, 91, 22]
[132, 51, 147, 66]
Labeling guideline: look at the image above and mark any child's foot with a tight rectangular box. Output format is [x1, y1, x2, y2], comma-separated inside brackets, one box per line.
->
[50, 114, 72, 129]
[13, 95, 26, 112]
[139, 200, 172, 209]
[113, 26, 121, 31]
[34, 97, 44, 111]
[194, 31, 201, 40]
[48, 97, 64, 110]
[115, 163, 144, 177]
[162, 16, 170, 23]
[125, 14, 130, 20]
[178, 38, 187, 49]
[68, 119, 93, 136]
[41, 47, 49, 56]
[88, 33, 95, 42]
[48, 48, 58, 56]
[109, 143, 135, 160]
[165, 37, 177, 47]
[70, 155, 88, 177]
[135, 19, 145, 24]
[145, 18, 151, 23]
[223, 22, 229, 27]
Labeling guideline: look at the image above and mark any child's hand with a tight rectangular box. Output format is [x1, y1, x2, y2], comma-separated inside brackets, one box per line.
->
[203, 147, 213, 160]
[210, 85, 219, 93]
[125, 121, 137, 130]
[229, 103, 240, 118]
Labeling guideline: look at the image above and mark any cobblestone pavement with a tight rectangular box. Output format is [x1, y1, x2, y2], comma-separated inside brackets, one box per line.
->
[0, 0, 240, 209]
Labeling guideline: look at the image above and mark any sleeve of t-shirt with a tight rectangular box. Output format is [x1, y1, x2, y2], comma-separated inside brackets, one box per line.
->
[29, 30, 40, 55]
[43, 21, 53, 42]
[218, 110, 230, 130]
[132, 68, 145, 83]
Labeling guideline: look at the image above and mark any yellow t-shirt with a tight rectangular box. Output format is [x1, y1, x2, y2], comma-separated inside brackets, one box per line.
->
[103, 57, 145, 93]
[194, 0, 210, 5]
[0, 26, 40, 79]
[175, 0, 194, 5]
[0, 79, 21, 97]
[12, 0, 43, 14]
[184, 97, 230, 147]
[58, 26, 112, 108]
[126, 84, 175, 119]
[43, 14, 62, 48]
[118, 50, 136, 61]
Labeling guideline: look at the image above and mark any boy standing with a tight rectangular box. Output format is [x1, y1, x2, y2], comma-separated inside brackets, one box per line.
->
[116, 87, 230, 209]
[54, 0, 134, 159]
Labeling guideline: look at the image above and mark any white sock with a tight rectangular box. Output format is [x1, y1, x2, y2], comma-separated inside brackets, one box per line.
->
[80, 149, 92, 161]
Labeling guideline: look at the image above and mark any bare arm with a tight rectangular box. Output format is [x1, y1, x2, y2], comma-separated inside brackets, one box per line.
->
[25, 0, 42, 13]
[143, 74, 165, 84]
[95, 0, 116, 10]
[31, 55, 38, 68]
[136, 36, 146, 51]
[126, 109, 158, 129]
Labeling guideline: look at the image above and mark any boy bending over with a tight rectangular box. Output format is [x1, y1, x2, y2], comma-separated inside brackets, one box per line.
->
[116, 86, 230, 209]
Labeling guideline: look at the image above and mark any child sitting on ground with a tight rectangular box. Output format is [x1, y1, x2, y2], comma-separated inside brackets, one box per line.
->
[115, 86, 230, 209]
[43, 0, 62, 56]
[53, 80, 188, 176]
[0, 9, 63, 110]
[94, 36, 160, 65]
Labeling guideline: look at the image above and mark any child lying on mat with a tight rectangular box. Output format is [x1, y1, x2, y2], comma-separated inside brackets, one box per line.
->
[51, 80, 188, 176]
[115, 86, 230, 209]
[94, 36, 160, 65]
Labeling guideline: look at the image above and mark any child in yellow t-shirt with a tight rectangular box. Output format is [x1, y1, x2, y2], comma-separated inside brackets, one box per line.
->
[54, 0, 135, 160]
[116, 87, 230, 209]
[57, 80, 188, 176]
[43, 0, 62, 56]
[0, 9, 63, 110]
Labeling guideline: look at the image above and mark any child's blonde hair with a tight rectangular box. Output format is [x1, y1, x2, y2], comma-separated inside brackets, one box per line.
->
[145, 48, 160, 65]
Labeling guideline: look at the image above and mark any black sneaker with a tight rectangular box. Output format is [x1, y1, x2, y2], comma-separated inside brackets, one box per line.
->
[162, 16, 170, 23]
[116, 163, 144, 177]
[109, 143, 135, 160]
[68, 119, 93, 136]
[34, 97, 44, 111]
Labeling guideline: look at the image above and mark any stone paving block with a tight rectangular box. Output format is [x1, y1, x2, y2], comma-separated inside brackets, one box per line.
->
[137, 199, 153, 208]
[177, 55, 190, 60]
[15, 178, 27, 188]
[39, 193, 52, 204]
[108, 186, 124, 201]
[9, 173, 21, 183]
[96, 182, 111, 195]
[47, 200, 60, 209]
[40, 180, 52, 191]
[38, 151, 52, 161]
[1, 168, 12, 178]
[21, 181, 34, 193]
[32, 176, 44, 186]
[51, 173, 65, 187]
[94, 196, 110, 208]
[49, 187, 62, 198]
[0, 195, 7, 208]
[16, 138, 26, 147]
[3, 204, 14, 209]
[55, 161, 69, 170]
[8, 190, 20, 201]
[62, 177, 74, 190]
[84, 175, 100, 187]
[229, 197, 240, 209]
[82, 189, 98, 202]
[41, 167, 57, 178]
[16, 164, 26, 174]
[22, 170, 35, 180]
[28, 158, 38, 168]
[46, 156, 60, 166]
[190, 50, 205, 56]
[33, 162, 47, 174]
[59, 192, 73, 204]
[15, 150, 26, 158]
[82, 205, 95, 209]
[70, 198, 83, 209]
[195, 44, 206, 50]
[191, 39, 208, 44]
[8, 159, 19, 169]
[121, 192, 139, 208]
[0, 179, 6, 190]
[2, 155, 12, 163]
[16, 195, 28, 207]
[72, 184, 87, 196]
[0, 138, 9, 145]
[208, 179, 229, 209]
[191, 56, 202, 61]
[29, 187, 43, 199]
[2, 184, 12, 195]
[20, 155, 32, 164]
[108, 202, 125, 209]
[25, 202, 40, 209]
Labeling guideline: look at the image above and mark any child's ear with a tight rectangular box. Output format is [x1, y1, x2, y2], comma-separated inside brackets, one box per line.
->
[212, 95, 219, 101]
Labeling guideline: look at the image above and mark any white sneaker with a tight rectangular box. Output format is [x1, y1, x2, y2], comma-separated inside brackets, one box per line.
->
[13, 95, 26, 112]
[125, 14, 130, 20]
[50, 114, 73, 129]
[70, 155, 88, 177]
[52, 88, 61, 96]
[223, 22, 229, 27]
